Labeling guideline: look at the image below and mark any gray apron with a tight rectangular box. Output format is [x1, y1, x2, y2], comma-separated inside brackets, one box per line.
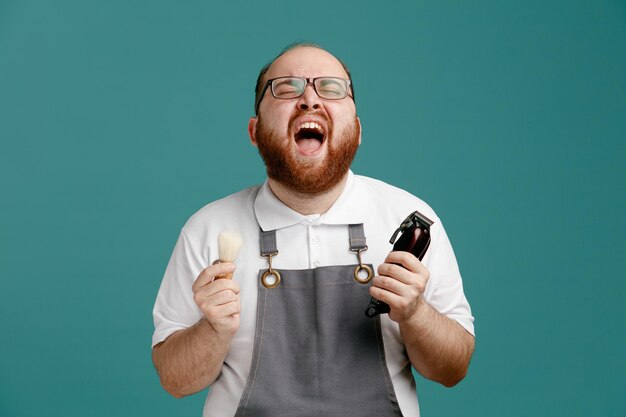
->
[235, 224, 404, 417]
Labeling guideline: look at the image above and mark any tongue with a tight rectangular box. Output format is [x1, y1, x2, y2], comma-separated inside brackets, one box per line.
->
[296, 138, 322, 153]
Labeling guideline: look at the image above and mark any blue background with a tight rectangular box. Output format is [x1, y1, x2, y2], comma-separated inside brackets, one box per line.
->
[1, 1, 625, 416]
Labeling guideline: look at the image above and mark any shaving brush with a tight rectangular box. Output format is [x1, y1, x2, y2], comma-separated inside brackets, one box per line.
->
[213, 231, 244, 279]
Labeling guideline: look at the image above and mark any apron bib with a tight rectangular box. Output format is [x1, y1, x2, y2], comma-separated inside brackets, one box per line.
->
[235, 225, 403, 417]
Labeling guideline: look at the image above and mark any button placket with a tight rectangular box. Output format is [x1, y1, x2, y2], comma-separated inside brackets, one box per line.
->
[308, 224, 320, 268]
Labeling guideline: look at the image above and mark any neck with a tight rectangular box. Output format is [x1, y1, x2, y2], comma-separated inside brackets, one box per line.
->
[268, 174, 349, 215]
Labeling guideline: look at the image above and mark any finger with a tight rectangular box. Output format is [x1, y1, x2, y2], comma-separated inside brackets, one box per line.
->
[212, 260, 238, 280]
[369, 285, 405, 308]
[384, 251, 429, 276]
[194, 279, 240, 300]
[376, 263, 420, 286]
[202, 300, 241, 318]
[371, 274, 411, 297]
[220, 300, 241, 316]
[201, 288, 239, 307]
[193, 263, 236, 292]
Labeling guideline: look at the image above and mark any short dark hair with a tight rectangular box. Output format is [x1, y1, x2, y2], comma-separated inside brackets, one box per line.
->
[253, 42, 355, 114]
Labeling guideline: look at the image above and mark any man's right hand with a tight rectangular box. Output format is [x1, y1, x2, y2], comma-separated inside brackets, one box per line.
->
[192, 263, 241, 336]
[153, 262, 241, 397]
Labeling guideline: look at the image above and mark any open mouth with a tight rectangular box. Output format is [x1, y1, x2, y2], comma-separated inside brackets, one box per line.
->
[294, 121, 326, 155]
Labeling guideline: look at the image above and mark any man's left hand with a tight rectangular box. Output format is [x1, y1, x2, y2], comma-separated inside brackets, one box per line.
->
[369, 251, 430, 324]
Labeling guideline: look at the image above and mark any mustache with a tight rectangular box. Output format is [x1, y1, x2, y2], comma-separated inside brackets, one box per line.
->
[289, 109, 330, 125]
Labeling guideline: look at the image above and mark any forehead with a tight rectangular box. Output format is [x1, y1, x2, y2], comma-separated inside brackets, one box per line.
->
[265, 47, 349, 80]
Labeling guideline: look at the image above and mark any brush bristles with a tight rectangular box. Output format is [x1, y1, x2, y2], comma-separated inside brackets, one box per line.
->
[218, 231, 244, 262]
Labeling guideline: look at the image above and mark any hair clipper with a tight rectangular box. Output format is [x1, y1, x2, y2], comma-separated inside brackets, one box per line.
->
[364, 211, 434, 318]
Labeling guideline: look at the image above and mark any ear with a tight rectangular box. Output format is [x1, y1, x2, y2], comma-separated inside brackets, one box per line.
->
[248, 117, 258, 147]
[356, 116, 362, 145]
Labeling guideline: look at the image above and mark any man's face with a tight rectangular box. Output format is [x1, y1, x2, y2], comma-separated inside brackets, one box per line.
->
[250, 47, 361, 195]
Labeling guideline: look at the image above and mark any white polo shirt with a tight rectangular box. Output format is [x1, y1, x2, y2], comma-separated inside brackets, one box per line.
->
[153, 171, 474, 417]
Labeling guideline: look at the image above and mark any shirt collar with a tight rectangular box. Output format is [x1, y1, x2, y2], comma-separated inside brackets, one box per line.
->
[254, 170, 370, 231]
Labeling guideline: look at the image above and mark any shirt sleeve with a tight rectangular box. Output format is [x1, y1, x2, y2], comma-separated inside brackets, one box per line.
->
[152, 230, 206, 347]
[423, 220, 475, 336]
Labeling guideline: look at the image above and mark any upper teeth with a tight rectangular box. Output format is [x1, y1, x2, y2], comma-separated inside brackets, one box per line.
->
[299, 122, 322, 131]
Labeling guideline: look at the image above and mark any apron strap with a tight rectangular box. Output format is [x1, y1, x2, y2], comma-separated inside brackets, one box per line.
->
[259, 229, 280, 289]
[259, 229, 278, 256]
[349, 224, 373, 284]
[348, 224, 367, 251]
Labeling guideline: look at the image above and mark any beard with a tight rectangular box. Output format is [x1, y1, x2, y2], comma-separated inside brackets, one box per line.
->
[255, 112, 360, 195]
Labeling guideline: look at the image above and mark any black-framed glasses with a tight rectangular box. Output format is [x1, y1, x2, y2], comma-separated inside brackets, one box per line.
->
[256, 76, 353, 113]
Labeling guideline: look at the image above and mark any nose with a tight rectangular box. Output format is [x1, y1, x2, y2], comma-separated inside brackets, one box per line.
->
[297, 82, 322, 110]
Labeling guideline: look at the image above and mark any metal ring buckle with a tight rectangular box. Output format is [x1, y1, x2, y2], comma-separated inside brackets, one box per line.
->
[351, 246, 373, 284]
[261, 251, 281, 289]
[353, 264, 373, 284]
[261, 269, 281, 289]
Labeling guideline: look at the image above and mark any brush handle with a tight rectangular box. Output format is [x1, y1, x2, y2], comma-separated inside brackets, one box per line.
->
[212, 260, 234, 280]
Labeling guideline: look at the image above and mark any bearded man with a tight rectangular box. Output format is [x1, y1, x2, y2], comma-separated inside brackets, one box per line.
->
[152, 43, 475, 417]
